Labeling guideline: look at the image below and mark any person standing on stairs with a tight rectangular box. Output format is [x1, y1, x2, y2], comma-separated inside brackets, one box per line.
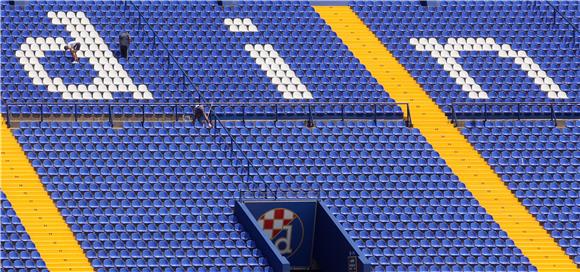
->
[119, 31, 132, 59]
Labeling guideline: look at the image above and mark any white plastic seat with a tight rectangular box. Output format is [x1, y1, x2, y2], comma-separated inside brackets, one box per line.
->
[297, 85, 307, 92]
[287, 85, 297, 92]
[229, 25, 238, 32]
[233, 18, 242, 25]
[32, 77, 42, 85]
[122, 78, 132, 85]
[266, 70, 276, 78]
[547, 91, 558, 99]
[409, 38, 418, 45]
[92, 92, 103, 100]
[82, 92, 92, 99]
[282, 92, 292, 99]
[244, 44, 253, 51]
[103, 92, 113, 100]
[557, 92, 568, 99]
[224, 18, 233, 25]
[292, 78, 302, 85]
[248, 25, 258, 32]
[113, 78, 123, 85]
[277, 85, 287, 92]
[468, 92, 479, 99]
[292, 92, 302, 99]
[53, 78, 63, 85]
[264, 44, 273, 51]
[62, 92, 72, 100]
[142, 92, 153, 99]
[72, 92, 83, 100]
[302, 92, 313, 99]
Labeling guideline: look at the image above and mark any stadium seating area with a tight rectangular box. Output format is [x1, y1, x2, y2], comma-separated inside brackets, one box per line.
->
[462, 120, 580, 265]
[1, 192, 49, 272]
[1, 0, 578, 271]
[352, 0, 579, 116]
[12, 120, 536, 271]
[1, 0, 398, 115]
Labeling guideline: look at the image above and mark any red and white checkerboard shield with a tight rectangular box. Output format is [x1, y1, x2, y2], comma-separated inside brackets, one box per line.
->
[258, 208, 298, 240]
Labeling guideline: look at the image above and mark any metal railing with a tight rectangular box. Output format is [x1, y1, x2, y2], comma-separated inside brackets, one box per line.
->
[450, 102, 580, 125]
[4, 101, 410, 125]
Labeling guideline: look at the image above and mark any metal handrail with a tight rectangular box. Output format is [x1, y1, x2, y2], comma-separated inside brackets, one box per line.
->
[450, 102, 580, 125]
[543, 1, 580, 35]
[127, 0, 274, 197]
[5, 102, 408, 124]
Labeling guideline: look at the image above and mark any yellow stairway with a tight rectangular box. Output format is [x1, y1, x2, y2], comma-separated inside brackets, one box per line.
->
[1, 118, 93, 272]
[314, 6, 578, 271]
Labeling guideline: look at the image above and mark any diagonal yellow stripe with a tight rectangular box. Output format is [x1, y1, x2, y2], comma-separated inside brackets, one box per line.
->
[1, 117, 94, 272]
[314, 6, 578, 271]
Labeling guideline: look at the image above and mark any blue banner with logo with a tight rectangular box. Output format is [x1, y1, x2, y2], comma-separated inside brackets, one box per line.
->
[244, 200, 317, 268]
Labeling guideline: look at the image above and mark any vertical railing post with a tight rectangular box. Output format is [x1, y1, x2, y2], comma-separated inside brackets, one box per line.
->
[142, 104, 145, 124]
[550, 104, 556, 126]
[5, 104, 11, 128]
[108, 105, 113, 125]
[308, 104, 313, 125]
[175, 105, 178, 122]
[275, 104, 278, 122]
[406, 104, 412, 128]
[74, 104, 78, 122]
[451, 103, 457, 126]
[242, 105, 245, 124]
[374, 103, 377, 124]
[484, 103, 488, 122]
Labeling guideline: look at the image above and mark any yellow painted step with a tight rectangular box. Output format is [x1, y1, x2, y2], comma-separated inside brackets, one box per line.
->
[314, 6, 578, 272]
[1, 117, 94, 272]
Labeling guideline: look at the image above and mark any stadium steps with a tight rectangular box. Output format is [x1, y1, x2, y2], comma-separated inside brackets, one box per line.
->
[0, 117, 94, 272]
[314, 6, 577, 271]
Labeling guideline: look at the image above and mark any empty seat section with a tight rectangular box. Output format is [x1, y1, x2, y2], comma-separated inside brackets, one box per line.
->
[1, 0, 400, 116]
[462, 120, 580, 265]
[13, 120, 537, 271]
[351, 1, 579, 116]
[1, 192, 49, 272]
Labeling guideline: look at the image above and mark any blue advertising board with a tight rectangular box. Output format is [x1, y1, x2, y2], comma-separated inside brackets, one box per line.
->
[244, 200, 317, 269]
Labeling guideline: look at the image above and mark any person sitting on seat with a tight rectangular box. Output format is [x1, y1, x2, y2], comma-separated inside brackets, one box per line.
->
[194, 104, 213, 128]
[64, 41, 81, 63]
